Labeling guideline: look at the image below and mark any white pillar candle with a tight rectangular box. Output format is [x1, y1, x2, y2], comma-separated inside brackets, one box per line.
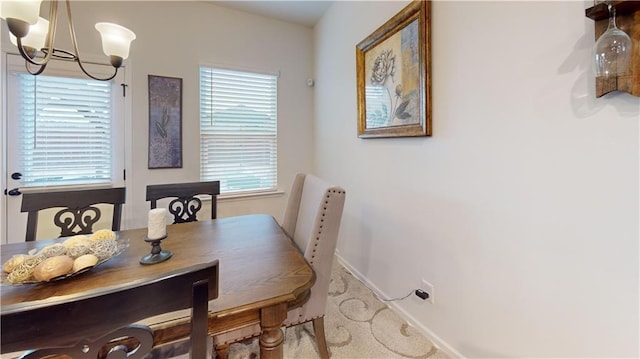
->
[148, 208, 167, 239]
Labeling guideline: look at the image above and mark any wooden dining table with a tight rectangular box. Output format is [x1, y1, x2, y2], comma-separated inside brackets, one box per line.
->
[1, 214, 315, 359]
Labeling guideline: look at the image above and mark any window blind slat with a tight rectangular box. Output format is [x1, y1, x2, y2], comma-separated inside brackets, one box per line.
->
[199, 67, 277, 193]
[13, 73, 114, 187]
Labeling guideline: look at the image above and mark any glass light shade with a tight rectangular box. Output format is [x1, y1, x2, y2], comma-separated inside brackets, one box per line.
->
[0, 0, 42, 24]
[95, 22, 136, 60]
[592, 7, 632, 77]
[9, 16, 48, 49]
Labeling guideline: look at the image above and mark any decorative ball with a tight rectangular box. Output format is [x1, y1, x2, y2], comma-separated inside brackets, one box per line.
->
[72, 254, 99, 273]
[3, 254, 27, 273]
[33, 255, 74, 282]
[63, 235, 91, 248]
[37, 243, 67, 258]
[90, 229, 116, 241]
[89, 239, 118, 260]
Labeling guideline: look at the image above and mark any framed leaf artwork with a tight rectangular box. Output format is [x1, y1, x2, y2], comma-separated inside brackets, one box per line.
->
[148, 75, 183, 168]
[356, 0, 432, 138]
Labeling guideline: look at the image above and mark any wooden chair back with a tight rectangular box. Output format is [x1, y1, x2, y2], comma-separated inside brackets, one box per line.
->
[146, 181, 220, 223]
[9, 260, 219, 359]
[20, 187, 126, 242]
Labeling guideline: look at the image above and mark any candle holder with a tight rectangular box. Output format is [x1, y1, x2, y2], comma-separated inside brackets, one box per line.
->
[140, 235, 172, 265]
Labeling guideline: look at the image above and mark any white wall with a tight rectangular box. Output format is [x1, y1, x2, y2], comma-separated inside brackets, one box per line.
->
[2, 1, 638, 357]
[1, 1, 315, 232]
[314, 1, 639, 358]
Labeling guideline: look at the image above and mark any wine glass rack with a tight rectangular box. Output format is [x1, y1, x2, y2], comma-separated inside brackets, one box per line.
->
[586, 0, 640, 97]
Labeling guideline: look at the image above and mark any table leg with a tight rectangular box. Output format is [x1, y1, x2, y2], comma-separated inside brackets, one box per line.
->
[259, 302, 287, 359]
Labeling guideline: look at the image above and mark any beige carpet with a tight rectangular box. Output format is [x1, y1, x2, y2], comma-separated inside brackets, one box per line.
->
[225, 259, 450, 359]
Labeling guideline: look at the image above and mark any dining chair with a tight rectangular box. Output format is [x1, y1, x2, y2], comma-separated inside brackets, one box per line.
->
[10, 260, 219, 359]
[20, 187, 126, 242]
[146, 181, 220, 223]
[212, 173, 346, 359]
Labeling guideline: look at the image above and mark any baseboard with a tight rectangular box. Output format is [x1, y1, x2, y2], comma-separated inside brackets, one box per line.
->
[334, 252, 465, 359]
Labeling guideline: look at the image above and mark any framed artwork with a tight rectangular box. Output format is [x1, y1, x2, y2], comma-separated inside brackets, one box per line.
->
[148, 75, 183, 168]
[356, 0, 431, 138]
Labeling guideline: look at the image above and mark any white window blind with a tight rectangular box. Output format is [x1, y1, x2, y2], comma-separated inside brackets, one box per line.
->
[12, 74, 113, 187]
[199, 66, 277, 194]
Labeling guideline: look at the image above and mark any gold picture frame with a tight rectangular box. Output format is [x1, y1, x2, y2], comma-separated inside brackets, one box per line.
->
[356, 0, 431, 138]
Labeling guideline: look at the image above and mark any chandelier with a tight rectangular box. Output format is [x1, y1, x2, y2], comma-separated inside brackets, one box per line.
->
[1, 0, 136, 81]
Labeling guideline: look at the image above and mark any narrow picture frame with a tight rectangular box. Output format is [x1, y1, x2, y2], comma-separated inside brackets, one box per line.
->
[148, 75, 183, 168]
[356, 0, 432, 138]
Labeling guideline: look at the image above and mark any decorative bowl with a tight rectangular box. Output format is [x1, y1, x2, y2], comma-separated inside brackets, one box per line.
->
[2, 234, 129, 285]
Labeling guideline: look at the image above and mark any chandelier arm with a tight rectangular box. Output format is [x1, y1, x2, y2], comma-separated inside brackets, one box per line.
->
[17, 2, 58, 67]
[25, 60, 48, 76]
[64, 0, 118, 82]
[76, 60, 118, 81]
[16, 39, 41, 64]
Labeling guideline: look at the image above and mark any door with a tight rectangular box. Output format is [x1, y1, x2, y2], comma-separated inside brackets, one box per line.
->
[3, 54, 126, 243]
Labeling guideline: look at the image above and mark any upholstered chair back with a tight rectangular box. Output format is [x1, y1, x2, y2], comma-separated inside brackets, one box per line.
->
[281, 173, 346, 326]
[212, 173, 346, 359]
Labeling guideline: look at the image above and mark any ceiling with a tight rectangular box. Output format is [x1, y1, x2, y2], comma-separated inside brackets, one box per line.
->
[210, 1, 333, 27]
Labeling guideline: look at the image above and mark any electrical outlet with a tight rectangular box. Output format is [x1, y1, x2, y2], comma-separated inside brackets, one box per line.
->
[421, 279, 434, 303]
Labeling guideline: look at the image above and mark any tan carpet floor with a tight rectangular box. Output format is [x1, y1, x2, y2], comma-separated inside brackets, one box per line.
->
[225, 259, 450, 359]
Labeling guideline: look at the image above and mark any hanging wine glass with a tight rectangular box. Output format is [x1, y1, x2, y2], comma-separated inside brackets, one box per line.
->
[592, 2, 632, 78]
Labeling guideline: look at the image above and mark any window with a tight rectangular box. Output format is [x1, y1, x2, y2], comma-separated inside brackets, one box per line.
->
[6, 54, 124, 188]
[199, 66, 277, 194]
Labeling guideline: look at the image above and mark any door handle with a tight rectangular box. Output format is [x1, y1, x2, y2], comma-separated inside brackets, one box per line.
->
[11, 172, 22, 180]
[4, 188, 21, 196]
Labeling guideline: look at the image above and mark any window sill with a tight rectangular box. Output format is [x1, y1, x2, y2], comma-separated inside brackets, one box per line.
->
[217, 190, 285, 202]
